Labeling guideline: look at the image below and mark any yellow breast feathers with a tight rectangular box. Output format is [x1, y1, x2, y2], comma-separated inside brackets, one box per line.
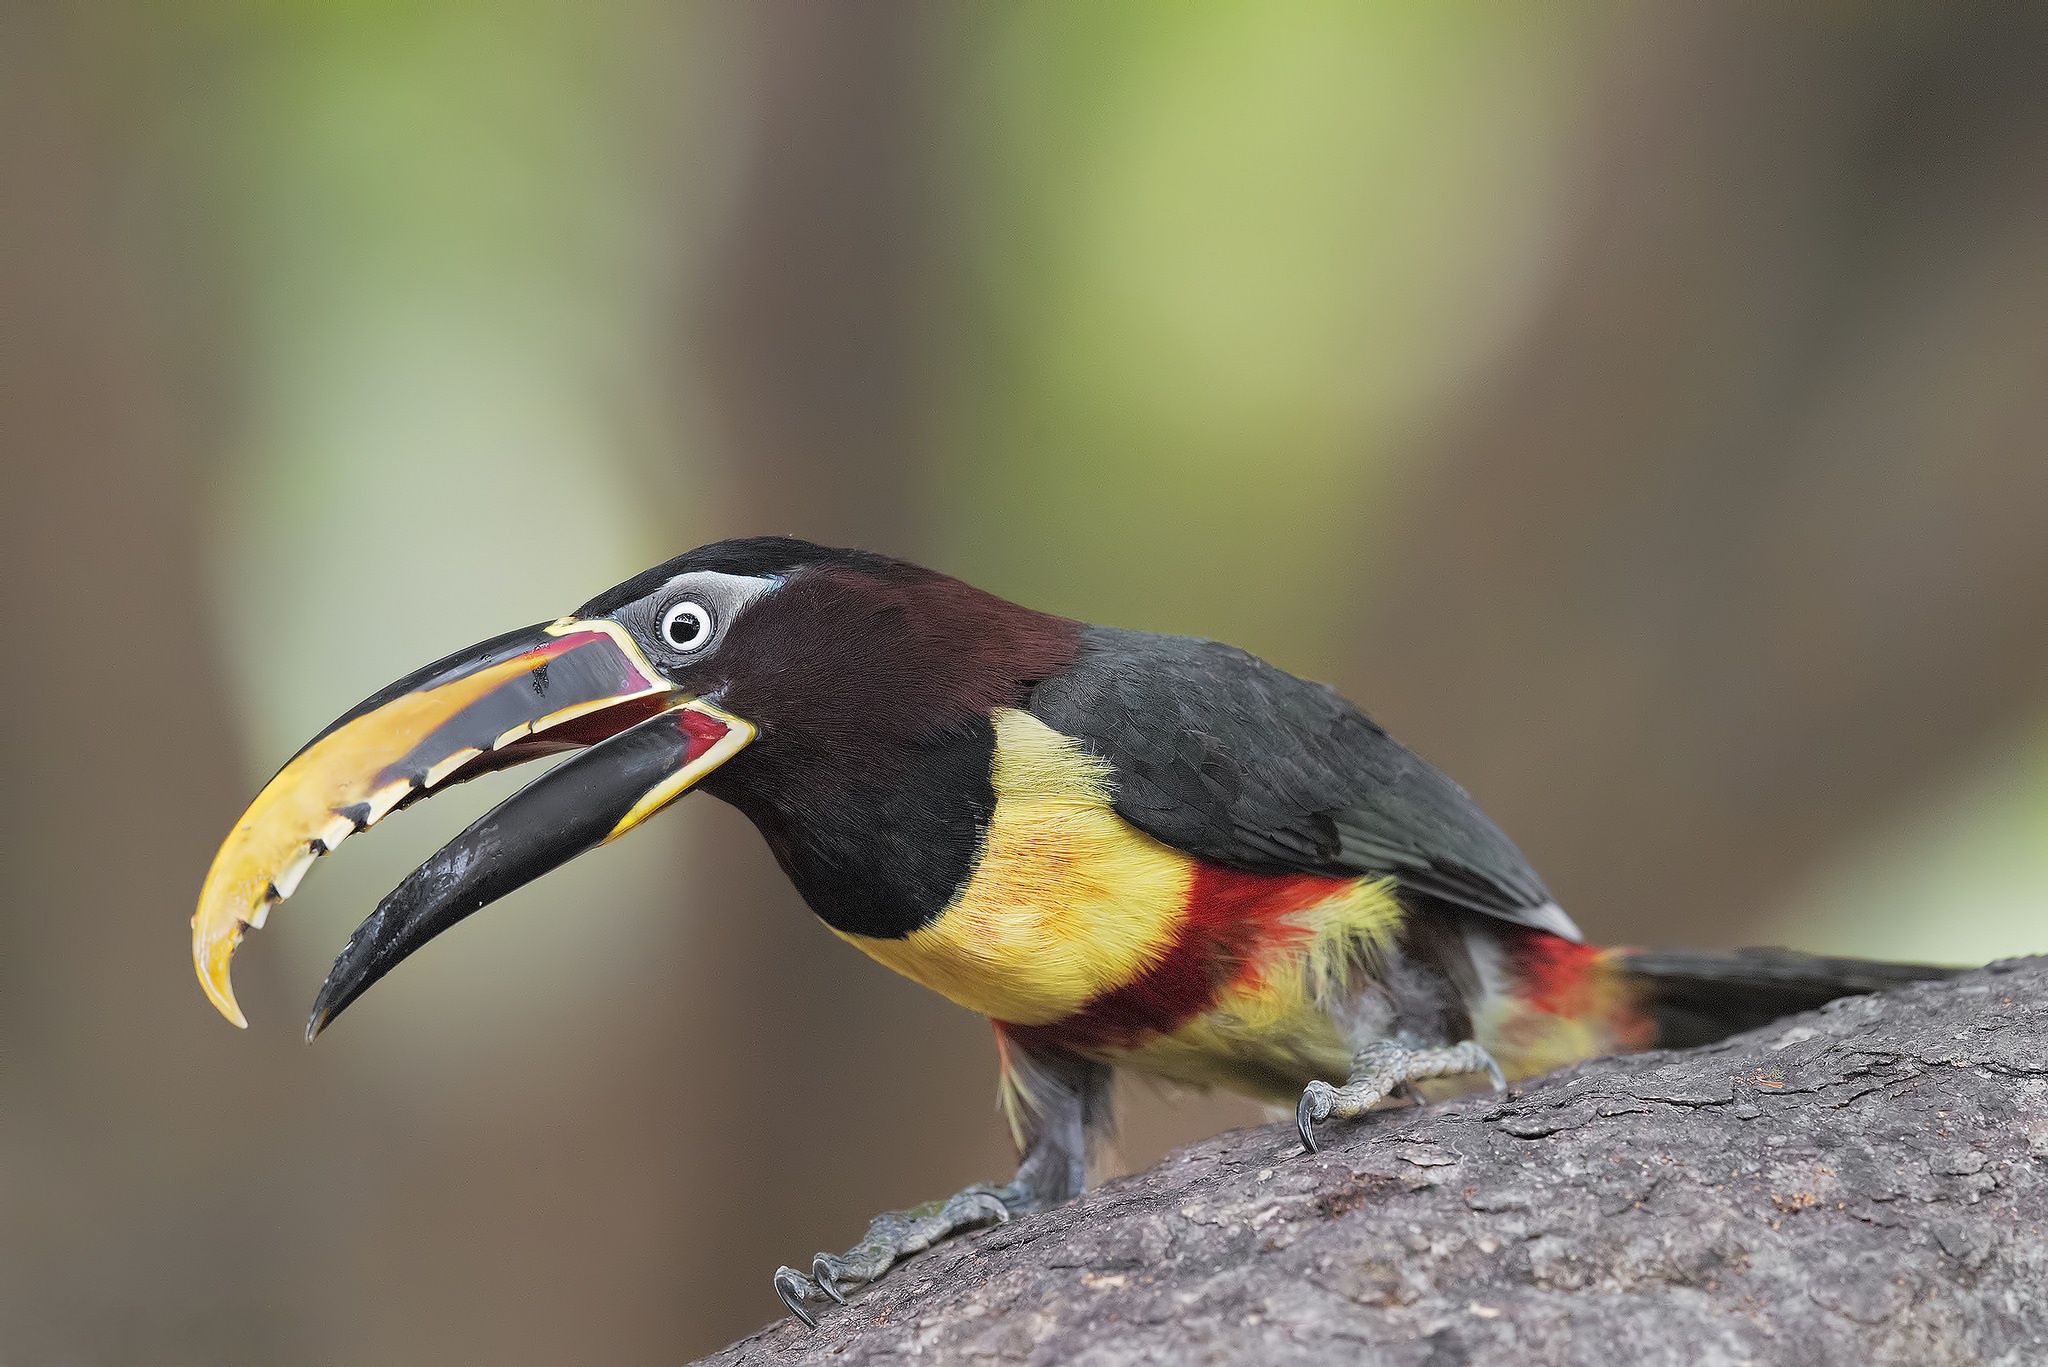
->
[834, 708, 1194, 1023]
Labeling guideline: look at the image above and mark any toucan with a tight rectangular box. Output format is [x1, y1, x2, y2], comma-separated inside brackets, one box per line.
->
[193, 537, 1955, 1327]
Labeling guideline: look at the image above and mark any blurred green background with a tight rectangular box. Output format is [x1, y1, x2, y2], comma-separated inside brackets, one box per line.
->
[5, 2, 2045, 1362]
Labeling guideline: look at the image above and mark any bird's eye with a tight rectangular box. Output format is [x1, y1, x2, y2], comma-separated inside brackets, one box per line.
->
[660, 600, 713, 652]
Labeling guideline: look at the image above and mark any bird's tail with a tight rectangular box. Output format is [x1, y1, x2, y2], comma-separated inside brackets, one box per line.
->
[1614, 946, 1964, 1051]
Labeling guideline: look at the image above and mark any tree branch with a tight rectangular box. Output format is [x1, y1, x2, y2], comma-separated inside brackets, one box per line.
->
[701, 958, 2047, 1365]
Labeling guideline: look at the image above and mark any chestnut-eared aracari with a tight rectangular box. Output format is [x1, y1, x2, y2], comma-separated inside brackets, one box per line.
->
[193, 537, 1957, 1327]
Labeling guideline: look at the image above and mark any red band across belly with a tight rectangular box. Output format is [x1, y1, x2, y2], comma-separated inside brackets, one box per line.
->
[999, 863, 1354, 1054]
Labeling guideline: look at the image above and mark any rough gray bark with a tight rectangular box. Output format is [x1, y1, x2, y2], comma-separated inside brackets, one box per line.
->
[700, 958, 2047, 1366]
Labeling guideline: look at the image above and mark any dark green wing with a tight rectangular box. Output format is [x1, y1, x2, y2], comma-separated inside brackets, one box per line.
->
[1026, 625, 1580, 940]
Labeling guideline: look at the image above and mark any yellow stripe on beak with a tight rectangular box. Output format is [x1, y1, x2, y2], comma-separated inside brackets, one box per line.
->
[193, 619, 674, 1027]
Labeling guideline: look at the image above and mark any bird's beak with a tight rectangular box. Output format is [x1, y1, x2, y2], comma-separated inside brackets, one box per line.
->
[192, 617, 754, 1036]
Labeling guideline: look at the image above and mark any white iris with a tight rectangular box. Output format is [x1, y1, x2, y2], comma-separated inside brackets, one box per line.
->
[661, 600, 713, 651]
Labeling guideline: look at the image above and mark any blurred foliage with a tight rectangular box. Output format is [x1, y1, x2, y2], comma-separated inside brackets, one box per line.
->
[196, 0, 699, 750]
[1777, 711, 2048, 966]
[932, 1, 1594, 679]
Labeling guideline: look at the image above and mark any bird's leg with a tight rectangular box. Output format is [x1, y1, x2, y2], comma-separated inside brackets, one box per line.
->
[773, 1047, 1110, 1328]
[1296, 1038, 1504, 1153]
[771, 1187, 1009, 1327]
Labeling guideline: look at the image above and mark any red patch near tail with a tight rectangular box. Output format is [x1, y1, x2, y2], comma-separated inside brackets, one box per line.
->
[1507, 931, 1661, 1054]
[1513, 932, 1607, 1017]
[1000, 863, 1352, 1054]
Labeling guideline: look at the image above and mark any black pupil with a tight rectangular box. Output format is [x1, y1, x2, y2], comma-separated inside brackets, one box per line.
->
[668, 607, 702, 645]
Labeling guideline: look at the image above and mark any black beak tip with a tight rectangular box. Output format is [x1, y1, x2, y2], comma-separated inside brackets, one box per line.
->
[305, 974, 345, 1042]
[306, 952, 371, 1043]
[304, 906, 393, 1043]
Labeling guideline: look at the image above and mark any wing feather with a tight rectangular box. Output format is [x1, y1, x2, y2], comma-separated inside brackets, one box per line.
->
[1027, 625, 1580, 941]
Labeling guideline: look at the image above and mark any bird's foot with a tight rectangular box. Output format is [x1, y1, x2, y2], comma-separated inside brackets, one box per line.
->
[773, 1182, 1023, 1328]
[1296, 1039, 1505, 1153]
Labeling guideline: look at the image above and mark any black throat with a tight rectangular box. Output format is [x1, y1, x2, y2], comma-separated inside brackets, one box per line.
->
[700, 718, 996, 939]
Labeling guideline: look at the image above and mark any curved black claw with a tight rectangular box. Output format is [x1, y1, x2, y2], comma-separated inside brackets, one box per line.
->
[811, 1257, 848, 1305]
[772, 1266, 819, 1329]
[1296, 1085, 1325, 1154]
[954, 1184, 1015, 1227]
